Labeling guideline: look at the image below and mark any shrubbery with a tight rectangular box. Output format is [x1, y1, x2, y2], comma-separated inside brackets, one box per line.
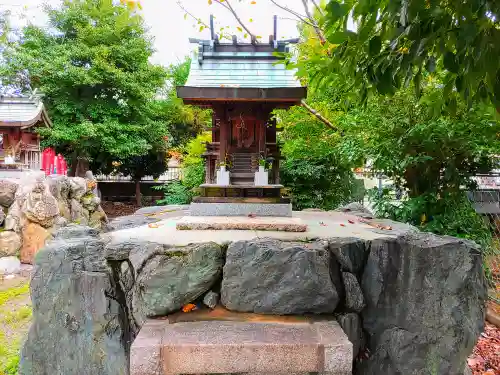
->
[155, 133, 210, 205]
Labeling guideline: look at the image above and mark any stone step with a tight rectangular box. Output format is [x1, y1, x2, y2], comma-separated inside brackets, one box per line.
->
[131, 319, 352, 375]
[231, 172, 255, 178]
[189, 202, 293, 217]
[176, 215, 307, 231]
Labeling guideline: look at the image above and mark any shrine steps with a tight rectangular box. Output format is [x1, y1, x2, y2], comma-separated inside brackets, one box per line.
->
[131, 317, 352, 375]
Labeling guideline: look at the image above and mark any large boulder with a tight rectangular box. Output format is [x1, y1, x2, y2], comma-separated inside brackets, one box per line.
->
[342, 272, 365, 312]
[4, 199, 24, 233]
[20, 222, 51, 264]
[69, 177, 87, 200]
[221, 239, 341, 314]
[19, 226, 129, 375]
[70, 198, 89, 225]
[337, 313, 364, 359]
[329, 237, 368, 274]
[23, 181, 60, 228]
[0, 179, 19, 207]
[47, 175, 72, 220]
[106, 214, 161, 232]
[131, 242, 224, 321]
[357, 233, 486, 375]
[0, 230, 22, 257]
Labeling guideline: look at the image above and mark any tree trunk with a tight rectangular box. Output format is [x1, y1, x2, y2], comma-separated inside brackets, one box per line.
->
[135, 180, 142, 207]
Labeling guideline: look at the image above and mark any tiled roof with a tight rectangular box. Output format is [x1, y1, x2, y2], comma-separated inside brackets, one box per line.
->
[0, 94, 51, 128]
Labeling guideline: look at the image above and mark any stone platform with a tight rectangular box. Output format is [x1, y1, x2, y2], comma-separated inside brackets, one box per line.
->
[189, 202, 292, 217]
[176, 215, 308, 232]
[131, 317, 352, 375]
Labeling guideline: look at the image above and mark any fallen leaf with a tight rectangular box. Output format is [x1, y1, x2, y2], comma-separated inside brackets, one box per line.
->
[340, 223, 346, 227]
[148, 223, 163, 228]
[348, 219, 355, 224]
[248, 213, 257, 218]
[182, 303, 197, 313]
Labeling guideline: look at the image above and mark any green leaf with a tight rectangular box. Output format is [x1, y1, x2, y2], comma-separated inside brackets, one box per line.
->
[368, 36, 381, 57]
[443, 52, 459, 74]
[327, 31, 355, 44]
[326, 1, 350, 23]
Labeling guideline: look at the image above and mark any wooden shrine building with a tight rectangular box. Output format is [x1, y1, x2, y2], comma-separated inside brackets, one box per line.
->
[177, 17, 306, 204]
[0, 92, 52, 174]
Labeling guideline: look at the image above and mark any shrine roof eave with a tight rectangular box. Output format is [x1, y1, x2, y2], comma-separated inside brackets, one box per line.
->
[176, 86, 307, 105]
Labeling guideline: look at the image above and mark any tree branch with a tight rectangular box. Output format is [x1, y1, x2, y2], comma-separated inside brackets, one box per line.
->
[310, 0, 325, 17]
[278, 16, 320, 29]
[300, 0, 326, 44]
[176, 0, 210, 28]
[269, 0, 309, 23]
[214, 0, 255, 39]
[301, 100, 339, 133]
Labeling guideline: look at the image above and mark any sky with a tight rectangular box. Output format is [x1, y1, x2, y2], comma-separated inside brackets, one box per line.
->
[1, 0, 305, 66]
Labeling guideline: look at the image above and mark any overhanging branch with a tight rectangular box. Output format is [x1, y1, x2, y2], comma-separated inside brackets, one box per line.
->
[301, 99, 339, 133]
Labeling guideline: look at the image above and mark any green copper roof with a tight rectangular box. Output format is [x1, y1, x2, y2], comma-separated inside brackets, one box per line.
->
[184, 43, 304, 89]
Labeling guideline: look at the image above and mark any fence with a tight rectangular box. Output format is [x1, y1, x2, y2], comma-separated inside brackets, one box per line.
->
[467, 189, 500, 314]
[95, 167, 182, 183]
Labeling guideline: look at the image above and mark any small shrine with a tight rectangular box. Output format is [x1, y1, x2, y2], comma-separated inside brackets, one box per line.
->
[0, 92, 52, 173]
[177, 16, 306, 219]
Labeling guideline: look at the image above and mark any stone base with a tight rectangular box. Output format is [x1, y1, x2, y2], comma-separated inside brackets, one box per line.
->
[131, 318, 352, 375]
[176, 216, 308, 232]
[189, 202, 292, 217]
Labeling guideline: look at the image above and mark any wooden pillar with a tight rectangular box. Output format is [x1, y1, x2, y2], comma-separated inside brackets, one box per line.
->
[257, 106, 267, 156]
[217, 106, 228, 165]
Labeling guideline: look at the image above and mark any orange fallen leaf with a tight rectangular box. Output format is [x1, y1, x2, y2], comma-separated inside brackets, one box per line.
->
[148, 223, 163, 228]
[340, 223, 346, 227]
[182, 303, 197, 313]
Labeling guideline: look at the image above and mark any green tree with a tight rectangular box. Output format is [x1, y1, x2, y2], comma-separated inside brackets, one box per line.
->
[3, 0, 167, 175]
[318, 0, 500, 110]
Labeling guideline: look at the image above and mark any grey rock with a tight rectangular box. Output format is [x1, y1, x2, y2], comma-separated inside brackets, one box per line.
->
[54, 224, 100, 240]
[106, 214, 161, 232]
[329, 237, 368, 273]
[4, 199, 24, 233]
[0, 208, 4, 225]
[203, 291, 219, 309]
[337, 202, 373, 215]
[47, 175, 71, 220]
[464, 365, 473, 375]
[357, 233, 486, 375]
[23, 181, 60, 228]
[19, 226, 129, 375]
[342, 272, 365, 312]
[221, 239, 341, 314]
[0, 256, 21, 274]
[69, 177, 87, 200]
[133, 242, 224, 321]
[0, 179, 19, 207]
[70, 198, 89, 225]
[337, 313, 364, 359]
[0, 231, 22, 257]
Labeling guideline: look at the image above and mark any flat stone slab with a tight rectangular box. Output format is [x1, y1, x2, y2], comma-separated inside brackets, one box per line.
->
[131, 319, 352, 375]
[189, 202, 292, 217]
[176, 216, 308, 232]
[109, 211, 415, 247]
